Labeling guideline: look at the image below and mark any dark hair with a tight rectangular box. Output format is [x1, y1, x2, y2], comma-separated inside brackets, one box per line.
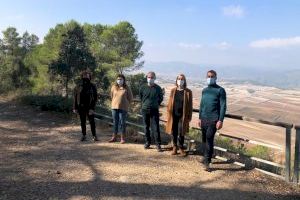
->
[115, 74, 127, 88]
[81, 69, 92, 79]
[207, 70, 217, 77]
[175, 73, 187, 89]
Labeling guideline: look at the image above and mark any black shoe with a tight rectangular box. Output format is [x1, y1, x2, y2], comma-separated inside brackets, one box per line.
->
[144, 143, 150, 149]
[156, 145, 163, 152]
[81, 135, 86, 141]
[93, 136, 99, 142]
[204, 162, 212, 172]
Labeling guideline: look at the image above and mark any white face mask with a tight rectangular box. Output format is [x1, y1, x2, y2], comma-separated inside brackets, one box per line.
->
[177, 80, 185, 87]
[207, 77, 217, 86]
[147, 78, 155, 85]
[117, 79, 124, 86]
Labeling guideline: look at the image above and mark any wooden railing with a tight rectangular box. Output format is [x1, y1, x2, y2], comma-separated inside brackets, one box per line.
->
[95, 93, 299, 184]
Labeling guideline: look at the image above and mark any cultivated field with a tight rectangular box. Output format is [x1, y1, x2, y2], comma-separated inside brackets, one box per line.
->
[159, 80, 300, 152]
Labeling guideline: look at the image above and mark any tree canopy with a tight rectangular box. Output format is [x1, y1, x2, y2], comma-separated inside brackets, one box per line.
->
[0, 20, 144, 95]
[0, 27, 39, 92]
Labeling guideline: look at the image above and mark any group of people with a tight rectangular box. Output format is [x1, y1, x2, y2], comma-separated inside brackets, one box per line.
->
[73, 69, 227, 171]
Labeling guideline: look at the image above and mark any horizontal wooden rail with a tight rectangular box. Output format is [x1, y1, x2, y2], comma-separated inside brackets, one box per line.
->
[96, 105, 285, 151]
[97, 92, 295, 183]
[98, 93, 293, 128]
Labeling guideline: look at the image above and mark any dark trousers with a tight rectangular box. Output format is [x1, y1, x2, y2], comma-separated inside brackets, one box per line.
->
[79, 107, 96, 136]
[112, 109, 127, 134]
[142, 109, 161, 145]
[172, 115, 184, 148]
[201, 121, 217, 163]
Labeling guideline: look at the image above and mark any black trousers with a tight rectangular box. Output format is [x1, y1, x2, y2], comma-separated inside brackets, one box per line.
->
[172, 115, 184, 148]
[201, 121, 217, 163]
[142, 109, 161, 145]
[79, 107, 96, 136]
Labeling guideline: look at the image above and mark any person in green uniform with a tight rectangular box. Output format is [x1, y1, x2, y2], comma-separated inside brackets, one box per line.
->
[198, 70, 227, 171]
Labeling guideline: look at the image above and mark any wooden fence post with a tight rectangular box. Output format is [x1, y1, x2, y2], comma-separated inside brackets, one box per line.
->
[285, 127, 292, 182]
[293, 126, 300, 184]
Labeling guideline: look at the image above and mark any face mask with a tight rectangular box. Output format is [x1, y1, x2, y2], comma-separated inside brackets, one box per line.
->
[147, 78, 155, 85]
[177, 80, 185, 87]
[82, 78, 90, 84]
[207, 77, 216, 86]
[117, 79, 124, 86]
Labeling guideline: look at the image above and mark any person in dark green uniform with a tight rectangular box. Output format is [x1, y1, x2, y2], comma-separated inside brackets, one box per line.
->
[139, 71, 164, 152]
[198, 70, 227, 171]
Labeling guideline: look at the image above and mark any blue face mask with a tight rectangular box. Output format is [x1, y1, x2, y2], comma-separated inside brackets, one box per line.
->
[207, 77, 216, 86]
[147, 78, 155, 85]
[117, 79, 124, 86]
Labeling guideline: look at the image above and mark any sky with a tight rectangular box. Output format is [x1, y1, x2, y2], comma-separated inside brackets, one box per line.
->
[1, 0, 300, 69]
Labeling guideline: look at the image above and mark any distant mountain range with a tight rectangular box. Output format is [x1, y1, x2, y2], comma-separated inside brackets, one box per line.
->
[138, 61, 300, 90]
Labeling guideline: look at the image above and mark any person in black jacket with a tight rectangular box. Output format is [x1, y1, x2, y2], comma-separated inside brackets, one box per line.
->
[73, 70, 98, 141]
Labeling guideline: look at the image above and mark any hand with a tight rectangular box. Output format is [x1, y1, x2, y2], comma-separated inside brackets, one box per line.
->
[73, 109, 78, 114]
[216, 121, 223, 130]
[88, 109, 94, 115]
[198, 119, 202, 128]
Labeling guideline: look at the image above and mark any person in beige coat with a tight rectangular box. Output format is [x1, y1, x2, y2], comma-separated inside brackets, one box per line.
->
[165, 74, 193, 156]
[109, 74, 133, 144]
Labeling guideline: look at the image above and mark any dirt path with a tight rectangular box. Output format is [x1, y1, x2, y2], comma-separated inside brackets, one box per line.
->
[0, 97, 299, 200]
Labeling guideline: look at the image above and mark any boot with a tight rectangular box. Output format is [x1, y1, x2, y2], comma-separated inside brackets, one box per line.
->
[179, 147, 187, 156]
[171, 146, 177, 155]
[204, 161, 212, 172]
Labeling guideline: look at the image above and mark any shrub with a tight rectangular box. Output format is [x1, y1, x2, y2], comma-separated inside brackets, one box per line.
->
[187, 128, 202, 140]
[127, 73, 146, 97]
[187, 128, 273, 161]
[245, 145, 273, 161]
[20, 95, 72, 113]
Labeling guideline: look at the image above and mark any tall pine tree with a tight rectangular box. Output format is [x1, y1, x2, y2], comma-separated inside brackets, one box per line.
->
[49, 23, 96, 98]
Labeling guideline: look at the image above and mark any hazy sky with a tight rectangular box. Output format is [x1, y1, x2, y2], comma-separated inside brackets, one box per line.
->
[1, 0, 300, 69]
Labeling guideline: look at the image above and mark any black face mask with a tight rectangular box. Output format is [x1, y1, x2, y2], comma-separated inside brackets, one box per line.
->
[82, 78, 90, 85]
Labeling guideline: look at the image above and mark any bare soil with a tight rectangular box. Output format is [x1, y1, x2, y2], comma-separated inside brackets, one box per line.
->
[0, 97, 299, 200]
